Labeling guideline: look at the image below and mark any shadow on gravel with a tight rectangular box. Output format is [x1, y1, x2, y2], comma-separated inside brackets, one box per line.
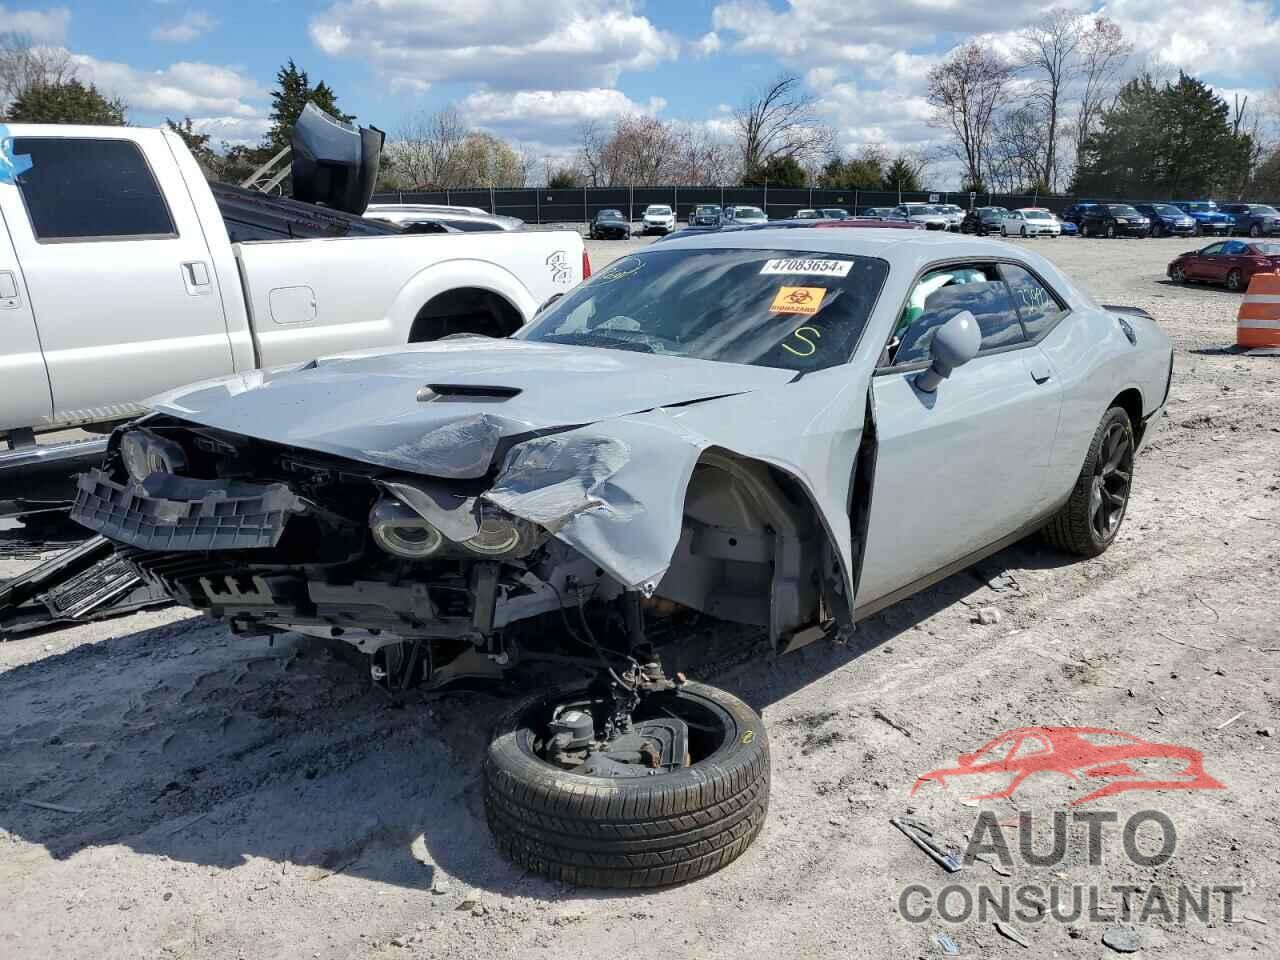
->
[0, 538, 1069, 900]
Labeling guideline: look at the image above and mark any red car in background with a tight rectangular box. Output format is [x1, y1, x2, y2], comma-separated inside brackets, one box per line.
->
[1167, 238, 1280, 291]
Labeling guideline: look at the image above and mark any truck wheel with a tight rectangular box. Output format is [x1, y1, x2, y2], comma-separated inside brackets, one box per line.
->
[484, 680, 769, 888]
[1042, 406, 1134, 558]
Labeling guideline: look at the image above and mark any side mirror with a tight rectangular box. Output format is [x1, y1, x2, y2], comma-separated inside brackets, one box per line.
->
[915, 310, 981, 393]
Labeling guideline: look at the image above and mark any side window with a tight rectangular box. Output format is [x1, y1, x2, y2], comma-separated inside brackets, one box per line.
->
[1223, 241, 1247, 255]
[12, 137, 176, 242]
[1000, 263, 1066, 340]
[1201, 242, 1225, 255]
[890, 264, 1025, 365]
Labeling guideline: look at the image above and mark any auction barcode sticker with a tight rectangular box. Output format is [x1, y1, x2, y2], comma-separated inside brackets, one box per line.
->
[759, 258, 853, 277]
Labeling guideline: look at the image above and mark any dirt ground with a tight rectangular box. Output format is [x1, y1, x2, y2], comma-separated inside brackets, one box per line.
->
[2, 234, 1277, 960]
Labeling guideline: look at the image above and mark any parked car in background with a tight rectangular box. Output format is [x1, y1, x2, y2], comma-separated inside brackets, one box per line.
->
[961, 206, 1007, 236]
[858, 207, 898, 220]
[1167, 239, 1280, 291]
[1171, 201, 1232, 236]
[640, 204, 676, 235]
[724, 205, 768, 225]
[1219, 203, 1280, 238]
[590, 209, 631, 240]
[365, 204, 523, 232]
[1079, 203, 1150, 238]
[794, 209, 822, 219]
[819, 208, 850, 219]
[690, 204, 722, 226]
[1059, 218, 1078, 236]
[895, 203, 950, 230]
[1061, 202, 1097, 227]
[936, 203, 966, 231]
[73, 229, 1173, 888]
[1002, 208, 1062, 238]
[1130, 203, 1196, 238]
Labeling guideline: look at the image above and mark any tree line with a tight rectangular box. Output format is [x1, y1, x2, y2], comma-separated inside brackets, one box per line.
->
[925, 9, 1280, 199]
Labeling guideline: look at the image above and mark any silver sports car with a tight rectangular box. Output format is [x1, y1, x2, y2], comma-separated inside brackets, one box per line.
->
[72, 230, 1173, 888]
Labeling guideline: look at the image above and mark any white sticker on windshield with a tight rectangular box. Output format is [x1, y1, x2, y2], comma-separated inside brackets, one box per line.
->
[759, 258, 854, 277]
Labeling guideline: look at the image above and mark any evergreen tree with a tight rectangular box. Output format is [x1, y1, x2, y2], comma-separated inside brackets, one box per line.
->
[882, 155, 923, 193]
[165, 117, 221, 177]
[741, 154, 806, 187]
[264, 59, 352, 153]
[6, 79, 125, 125]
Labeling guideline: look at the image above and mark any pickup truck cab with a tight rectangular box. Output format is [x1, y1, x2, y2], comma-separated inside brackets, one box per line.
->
[0, 124, 584, 444]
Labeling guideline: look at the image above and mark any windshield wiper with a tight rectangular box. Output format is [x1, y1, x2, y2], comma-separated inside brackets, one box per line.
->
[540, 332, 656, 354]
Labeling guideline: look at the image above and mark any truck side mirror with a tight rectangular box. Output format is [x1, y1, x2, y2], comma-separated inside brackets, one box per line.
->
[915, 310, 981, 393]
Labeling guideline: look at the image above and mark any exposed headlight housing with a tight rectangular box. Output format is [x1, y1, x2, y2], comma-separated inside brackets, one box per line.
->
[461, 504, 541, 557]
[119, 429, 187, 481]
[370, 499, 444, 559]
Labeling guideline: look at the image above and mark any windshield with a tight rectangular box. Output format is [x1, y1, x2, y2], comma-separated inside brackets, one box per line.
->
[735, 207, 766, 219]
[696, 205, 720, 214]
[1106, 204, 1140, 216]
[598, 210, 622, 219]
[645, 205, 671, 215]
[1247, 205, 1280, 217]
[517, 248, 889, 372]
[1148, 204, 1183, 217]
[1024, 210, 1052, 220]
[1184, 202, 1218, 212]
[822, 209, 849, 218]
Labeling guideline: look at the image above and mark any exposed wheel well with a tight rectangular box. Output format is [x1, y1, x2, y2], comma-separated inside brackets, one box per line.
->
[408, 287, 524, 342]
[1111, 387, 1144, 442]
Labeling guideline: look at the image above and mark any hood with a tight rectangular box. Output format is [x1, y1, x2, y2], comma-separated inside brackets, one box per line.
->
[146, 339, 794, 479]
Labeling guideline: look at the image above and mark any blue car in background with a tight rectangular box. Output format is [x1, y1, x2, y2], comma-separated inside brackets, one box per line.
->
[1170, 201, 1232, 236]
[1132, 203, 1197, 238]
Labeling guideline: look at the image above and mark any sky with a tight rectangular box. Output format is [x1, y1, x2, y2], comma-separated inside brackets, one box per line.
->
[4, 0, 1279, 186]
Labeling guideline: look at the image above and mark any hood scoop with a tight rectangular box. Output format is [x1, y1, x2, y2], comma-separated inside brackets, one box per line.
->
[416, 383, 523, 403]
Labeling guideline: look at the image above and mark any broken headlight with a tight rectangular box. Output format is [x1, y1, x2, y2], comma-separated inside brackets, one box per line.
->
[370, 499, 445, 558]
[119, 429, 187, 481]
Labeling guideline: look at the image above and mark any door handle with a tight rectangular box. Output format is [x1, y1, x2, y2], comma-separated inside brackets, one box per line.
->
[182, 261, 211, 295]
[0, 270, 19, 309]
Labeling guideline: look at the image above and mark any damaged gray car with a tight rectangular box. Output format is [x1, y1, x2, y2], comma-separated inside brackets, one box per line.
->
[72, 231, 1174, 887]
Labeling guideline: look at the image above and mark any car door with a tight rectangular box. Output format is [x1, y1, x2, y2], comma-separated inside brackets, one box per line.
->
[857, 263, 1063, 607]
[0, 207, 52, 432]
[1190, 242, 1226, 280]
[0, 133, 234, 426]
[1221, 240, 1250, 280]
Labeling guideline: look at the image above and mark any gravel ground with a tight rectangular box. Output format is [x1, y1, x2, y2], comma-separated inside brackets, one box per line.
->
[2, 234, 1278, 960]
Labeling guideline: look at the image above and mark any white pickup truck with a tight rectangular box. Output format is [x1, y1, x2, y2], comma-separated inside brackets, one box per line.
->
[0, 123, 585, 447]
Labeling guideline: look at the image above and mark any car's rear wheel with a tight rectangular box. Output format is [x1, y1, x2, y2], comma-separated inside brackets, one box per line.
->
[1105, 223, 1117, 239]
[1226, 268, 1244, 292]
[1042, 406, 1135, 557]
[484, 680, 769, 888]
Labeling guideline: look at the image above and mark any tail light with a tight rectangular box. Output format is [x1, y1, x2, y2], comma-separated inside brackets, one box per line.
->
[582, 249, 592, 280]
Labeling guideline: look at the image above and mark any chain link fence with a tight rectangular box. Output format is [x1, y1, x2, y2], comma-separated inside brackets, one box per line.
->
[371, 185, 1076, 225]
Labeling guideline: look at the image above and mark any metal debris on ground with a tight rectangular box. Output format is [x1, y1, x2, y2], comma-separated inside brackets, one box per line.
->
[0, 535, 169, 637]
[1215, 712, 1244, 730]
[1101, 925, 1143, 953]
[934, 933, 960, 955]
[891, 816, 962, 873]
[994, 921, 1030, 948]
[18, 798, 84, 814]
[872, 707, 913, 738]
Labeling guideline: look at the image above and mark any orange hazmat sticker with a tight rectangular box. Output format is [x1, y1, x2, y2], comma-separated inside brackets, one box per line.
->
[770, 286, 826, 315]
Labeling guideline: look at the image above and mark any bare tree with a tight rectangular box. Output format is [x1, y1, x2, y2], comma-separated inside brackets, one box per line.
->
[389, 107, 469, 188]
[670, 123, 739, 185]
[0, 32, 76, 113]
[734, 73, 834, 174]
[1071, 17, 1131, 182]
[578, 115, 682, 186]
[986, 105, 1048, 192]
[927, 42, 1014, 190]
[1020, 9, 1083, 190]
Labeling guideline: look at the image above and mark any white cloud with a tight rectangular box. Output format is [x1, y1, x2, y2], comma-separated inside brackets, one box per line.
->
[308, 0, 678, 91]
[0, 5, 70, 43]
[151, 9, 218, 43]
[1103, 0, 1280, 82]
[458, 87, 665, 141]
[189, 114, 271, 148]
[70, 54, 265, 118]
[693, 31, 721, 57]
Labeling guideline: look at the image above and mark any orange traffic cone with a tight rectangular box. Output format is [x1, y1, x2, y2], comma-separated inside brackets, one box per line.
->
[1237, 273, 1280, 352]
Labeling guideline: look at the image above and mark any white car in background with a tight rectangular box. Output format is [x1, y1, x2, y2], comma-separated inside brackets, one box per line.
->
[641, 204, 676, 234]
[1002, 208, 1062, 238]
[895, 203, 951, 231]
[936, 203, 965, 231]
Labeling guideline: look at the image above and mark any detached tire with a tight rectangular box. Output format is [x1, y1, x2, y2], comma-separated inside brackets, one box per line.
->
[484, 680, 769, 888]
[1042, 405, 1135, 557]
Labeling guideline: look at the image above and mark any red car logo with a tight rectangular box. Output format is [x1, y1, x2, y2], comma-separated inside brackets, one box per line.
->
[911, 726, 1225, 806]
